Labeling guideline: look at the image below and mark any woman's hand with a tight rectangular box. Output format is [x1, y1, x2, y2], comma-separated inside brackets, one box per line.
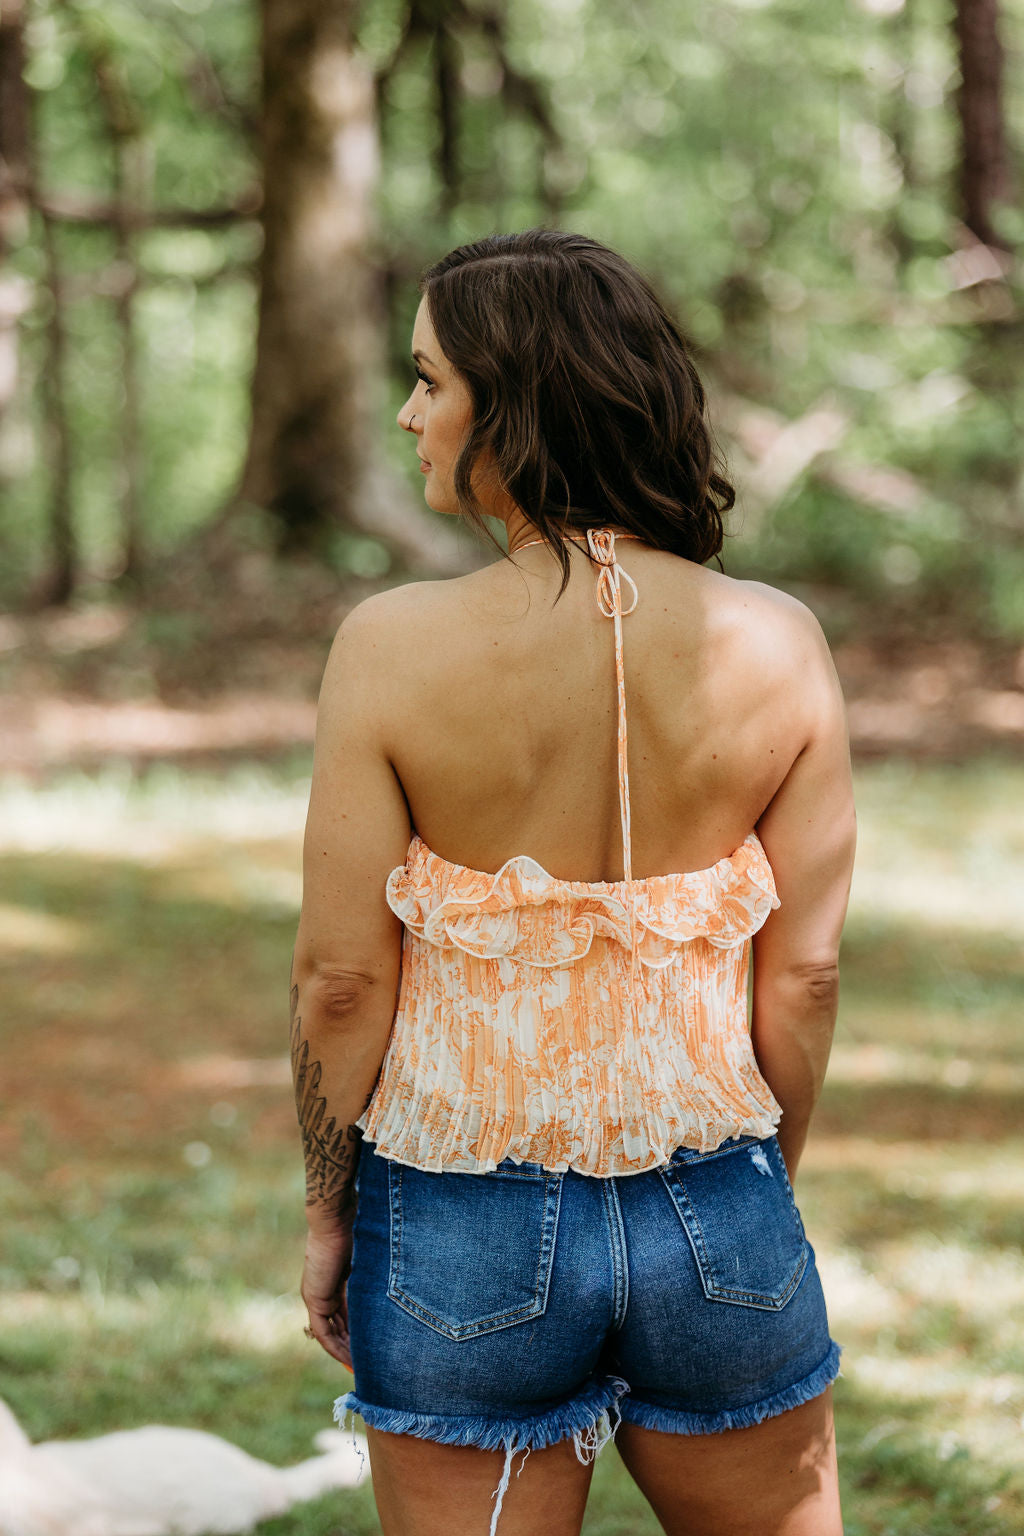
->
[301, 1221, 355, 1368]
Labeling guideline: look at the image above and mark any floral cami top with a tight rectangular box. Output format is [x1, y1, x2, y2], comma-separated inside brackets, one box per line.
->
[357, 527, 783, 1177]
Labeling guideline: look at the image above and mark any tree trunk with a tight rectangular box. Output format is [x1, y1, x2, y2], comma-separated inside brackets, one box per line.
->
[9, 0, 76, 606]
[87, 16, 148, 585]
[35, 205, 75, 607]
[0, 0, 32, 426]
[0, 0, 29, 260]
[238, 0, 465, 572]
[951, 0, 1013, 251]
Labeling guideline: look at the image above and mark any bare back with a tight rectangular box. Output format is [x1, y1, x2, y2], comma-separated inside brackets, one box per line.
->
[378, 538, 827, 883]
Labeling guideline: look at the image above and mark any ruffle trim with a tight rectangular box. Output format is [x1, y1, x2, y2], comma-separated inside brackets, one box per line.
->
[385, 833, 780, 968]
[358, 1093, 784, 1178]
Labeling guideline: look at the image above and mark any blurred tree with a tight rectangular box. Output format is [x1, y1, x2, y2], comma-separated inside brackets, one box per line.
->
[0, 0, 32, 439]
[2, 0, 76, 605]
[68, 0, 147, 585]
[4, 0, 264, 605]
[228, 0, 558, 570]
[1, 0, 1020, 632]
[952, 0, 1013, 252]
[232, 0, 464, 571]
[0, 0, 31, 350]
[375, 0, 560, 221]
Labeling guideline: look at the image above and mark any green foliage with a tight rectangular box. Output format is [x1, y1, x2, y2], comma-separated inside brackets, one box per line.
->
[2, 0, 258, 596]
[1, 0, 1021, 629]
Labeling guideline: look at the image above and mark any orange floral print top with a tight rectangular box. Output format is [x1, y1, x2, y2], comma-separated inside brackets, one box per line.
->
[358, 527, 783, 1177]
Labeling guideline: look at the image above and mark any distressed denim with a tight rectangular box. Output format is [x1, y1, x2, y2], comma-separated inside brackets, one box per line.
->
[335, 1134, 840, 1532]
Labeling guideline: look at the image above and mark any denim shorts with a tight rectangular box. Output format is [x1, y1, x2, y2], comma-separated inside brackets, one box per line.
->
[335, 1134, 840, 1478]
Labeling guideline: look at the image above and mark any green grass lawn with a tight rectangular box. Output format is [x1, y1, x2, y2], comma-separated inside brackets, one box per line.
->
[1, 755, 1022, 1534]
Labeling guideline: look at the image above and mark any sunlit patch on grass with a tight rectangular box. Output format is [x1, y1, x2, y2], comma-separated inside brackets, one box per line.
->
[850, 1349, 1023, 1412]
[175, 1054, 292, 1090]
[842, 1345, 1024, 1482]
[880, 1236, 1024, 1323]
[811, 1247, 901, 1330]
[206, 1293, 311, 1355]
[827, 1043, 1024, 1094]
[0, 1283, 331, 1372]
[0, 901, 86, 952]
[0, 759, 312, 858]
[159, 856, 304, 915]
[849, 760, 1024, 938]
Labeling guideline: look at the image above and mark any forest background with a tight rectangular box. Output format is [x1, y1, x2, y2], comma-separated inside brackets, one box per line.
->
[0, 1, 1023, 1534]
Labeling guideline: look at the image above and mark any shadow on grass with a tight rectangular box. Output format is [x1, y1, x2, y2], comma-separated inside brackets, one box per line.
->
[813, 1081, 1023, 1144]
[0, 850, 297, 1054]
[1, 849, 299, 1163]
[808, 1170, 1024, 1255]
[838, 915, 1024, 1057]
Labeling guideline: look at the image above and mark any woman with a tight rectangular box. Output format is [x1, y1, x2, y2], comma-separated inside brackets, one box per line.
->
[290, 229, 856, 1536]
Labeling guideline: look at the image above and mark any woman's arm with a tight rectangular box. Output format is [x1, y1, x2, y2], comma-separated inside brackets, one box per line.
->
[752, 601, 857, 1184]
[291, 596, 411, 1353]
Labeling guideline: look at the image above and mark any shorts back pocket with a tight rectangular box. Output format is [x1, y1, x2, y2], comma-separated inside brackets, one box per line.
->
[387, 1160, 563, 1340]
[660, 1136, 808, 1311]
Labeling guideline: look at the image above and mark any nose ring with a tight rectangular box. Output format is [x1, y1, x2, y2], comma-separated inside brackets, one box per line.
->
[409, 413, 418, 427]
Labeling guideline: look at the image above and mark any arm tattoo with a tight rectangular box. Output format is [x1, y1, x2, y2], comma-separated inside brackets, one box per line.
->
[289, 983, 362, 1215]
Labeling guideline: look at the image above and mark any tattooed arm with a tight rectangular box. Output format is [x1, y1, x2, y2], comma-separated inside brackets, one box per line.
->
[289, 969, 394, 1231]
[289, 961, 399, 1366]
[291, 598, 412, 1360]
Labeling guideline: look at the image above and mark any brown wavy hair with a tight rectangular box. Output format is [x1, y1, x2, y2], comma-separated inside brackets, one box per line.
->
[421, 229, 734, 597]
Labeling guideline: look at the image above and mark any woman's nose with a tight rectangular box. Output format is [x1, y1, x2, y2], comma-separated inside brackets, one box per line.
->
[397, 396, 419, 433]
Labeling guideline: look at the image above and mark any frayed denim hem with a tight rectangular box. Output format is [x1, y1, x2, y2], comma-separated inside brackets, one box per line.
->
[334, 1375, 628, 1536]
[619, 1340, 842, 1437]
[333, 1372, 627, 1455]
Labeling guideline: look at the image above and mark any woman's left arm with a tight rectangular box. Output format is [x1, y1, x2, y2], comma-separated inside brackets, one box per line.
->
[290, 596, 411, 1362]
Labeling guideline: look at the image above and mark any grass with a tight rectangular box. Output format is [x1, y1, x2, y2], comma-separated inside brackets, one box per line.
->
[1, 755, 1022, 1534]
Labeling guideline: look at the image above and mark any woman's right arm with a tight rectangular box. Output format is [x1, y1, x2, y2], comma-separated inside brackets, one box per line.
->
[751, 602, 857, 1184]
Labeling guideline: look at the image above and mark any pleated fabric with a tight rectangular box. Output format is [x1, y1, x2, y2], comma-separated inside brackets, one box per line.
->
[357, 528, 784, 1177]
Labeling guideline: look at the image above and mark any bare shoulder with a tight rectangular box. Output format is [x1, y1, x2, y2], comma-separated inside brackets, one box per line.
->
[337, 560, 504, 644]
[319, 577, 466, 713]
[687, 570, 845, 747]
[316, 584, 414, 699]
[711, 571, 834, 670]
[327, 578, 449, 654]
[336, 577, 439, 630]
[711, 569, 824, 630]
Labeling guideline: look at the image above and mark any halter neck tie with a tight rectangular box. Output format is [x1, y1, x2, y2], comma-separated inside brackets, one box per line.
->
[513, 526, 643, 1027]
